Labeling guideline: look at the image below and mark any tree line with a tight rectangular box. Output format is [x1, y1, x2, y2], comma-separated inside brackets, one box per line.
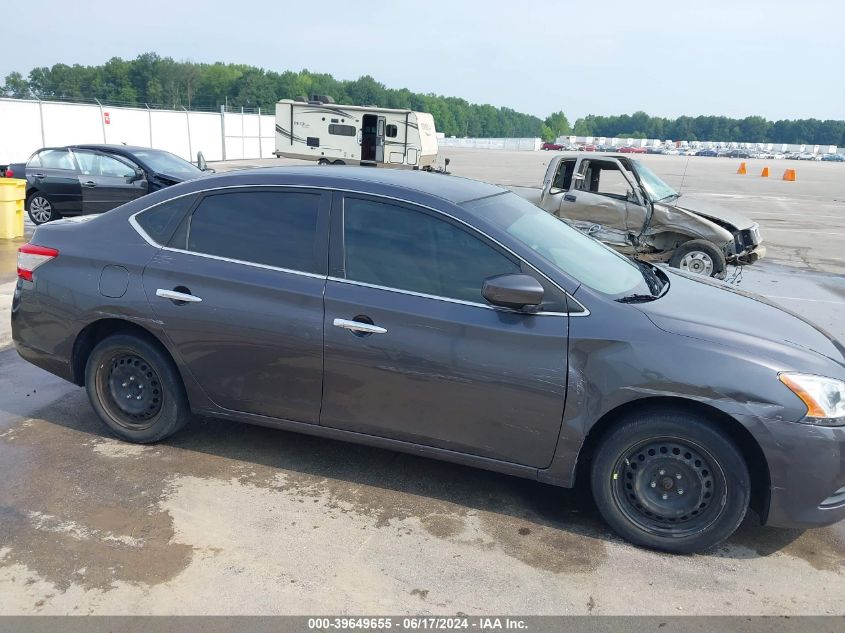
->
[1, 53, 843, 145]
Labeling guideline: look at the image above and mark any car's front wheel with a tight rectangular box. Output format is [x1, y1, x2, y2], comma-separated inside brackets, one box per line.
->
[27, 193, 58, 224]
[669, 239, 727, 279]
[591, 409, 750, 553]
[85, 333, 191, 443]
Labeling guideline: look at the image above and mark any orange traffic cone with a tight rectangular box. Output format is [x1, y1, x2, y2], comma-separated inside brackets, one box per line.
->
[761, 166, 770, 177]
[737, 162, 747, 175]
[783, 169, 796, 181]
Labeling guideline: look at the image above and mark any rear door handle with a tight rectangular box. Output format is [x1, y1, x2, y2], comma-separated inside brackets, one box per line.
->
[333, 318, 387, 335]
[33, 173, 45, 178]
[156, 288, 202, 303]
[564, 193, 577, 202]
[82, 181, 97, 188]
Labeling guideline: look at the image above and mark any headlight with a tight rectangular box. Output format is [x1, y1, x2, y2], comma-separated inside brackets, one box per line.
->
[779, 372, 845, 425]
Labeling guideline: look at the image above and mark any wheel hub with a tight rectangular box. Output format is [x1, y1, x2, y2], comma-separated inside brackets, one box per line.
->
[679, 251, 714, 276]
[105, 354, 162, 422]
[613, 439, 721, 534]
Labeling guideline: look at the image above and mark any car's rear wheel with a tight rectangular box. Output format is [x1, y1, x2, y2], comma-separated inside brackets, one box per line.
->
[669, 239, 727, 279]
[591, 410, 750, 553]
[85, 334, 190, 443]
[27, 193, 58, 224]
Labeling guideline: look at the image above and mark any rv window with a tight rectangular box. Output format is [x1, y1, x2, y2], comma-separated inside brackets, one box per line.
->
[307, 137, 320, 147]
[328, 124, 356, 137]
[386, 124, 398, 138]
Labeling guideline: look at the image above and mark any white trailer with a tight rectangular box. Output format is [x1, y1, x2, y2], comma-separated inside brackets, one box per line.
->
[274, 99, 438, 169]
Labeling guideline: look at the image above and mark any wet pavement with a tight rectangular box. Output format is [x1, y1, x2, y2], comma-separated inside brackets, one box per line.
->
[1, 157, 844, 614]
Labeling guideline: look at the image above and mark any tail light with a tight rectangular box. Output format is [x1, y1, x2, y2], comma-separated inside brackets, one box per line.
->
[17, 244, 59, 281]
[4, 168, 12, 178]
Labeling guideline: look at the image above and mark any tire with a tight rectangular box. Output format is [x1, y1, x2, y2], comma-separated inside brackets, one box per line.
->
[85, 333, 191, 443]
[332, 160, 346, 166]
[591, 409, 750, 553]
[317, 158, 330, 166]
[668, 239, 727, 279]
[27, 192, 59, 224]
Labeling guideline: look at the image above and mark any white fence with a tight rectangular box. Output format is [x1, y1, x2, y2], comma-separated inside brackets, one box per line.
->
[0, 97, 276, 164]
[437, 137, 541, 151]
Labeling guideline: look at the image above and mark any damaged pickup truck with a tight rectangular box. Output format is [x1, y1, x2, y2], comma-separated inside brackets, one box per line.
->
[511, 153, 765, 278]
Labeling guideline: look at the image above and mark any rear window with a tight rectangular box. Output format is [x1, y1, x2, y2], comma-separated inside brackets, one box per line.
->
[135, 195, 196, 245]
[184, 190, 321, 273]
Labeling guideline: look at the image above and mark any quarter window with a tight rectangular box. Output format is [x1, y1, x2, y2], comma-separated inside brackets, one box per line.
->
[343, 197, 520, 303]
[328, 124, 356, 136]
[185, 190, 321, 273]
[386, 124, 398, 138]
[135, 195, 196, 245]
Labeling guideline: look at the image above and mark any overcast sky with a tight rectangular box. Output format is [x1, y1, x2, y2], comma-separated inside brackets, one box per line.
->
[2, 0, 842, 121]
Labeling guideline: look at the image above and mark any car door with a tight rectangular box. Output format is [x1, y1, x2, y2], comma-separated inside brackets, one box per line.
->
[320, 193, 569, 468]
[27, 149, 83, 213]
[72, 150, 147, 214]
[141, 187, 330, 423]
[561, 158, 646, 245]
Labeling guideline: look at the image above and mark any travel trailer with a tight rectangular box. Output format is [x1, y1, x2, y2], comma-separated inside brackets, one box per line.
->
[274, 98, 438, 169]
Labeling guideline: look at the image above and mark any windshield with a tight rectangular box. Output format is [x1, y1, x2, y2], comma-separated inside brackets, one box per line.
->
[632, 160, 678, 201]
[132, 150, 202, 177]
[464, 192, 652, 298]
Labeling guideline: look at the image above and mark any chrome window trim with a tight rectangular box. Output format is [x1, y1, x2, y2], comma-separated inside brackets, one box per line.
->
[128, 183, 590, 316]
[159, 245, 327, 280]
[327, 276, 576, 317]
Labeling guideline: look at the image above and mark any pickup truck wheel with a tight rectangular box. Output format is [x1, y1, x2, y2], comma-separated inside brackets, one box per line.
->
[591, 410, 750, 553]
[27, 193, 58, 224]
[669, 239, 727, 279]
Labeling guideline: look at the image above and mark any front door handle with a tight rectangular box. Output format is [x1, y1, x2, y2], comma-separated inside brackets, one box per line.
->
[564, 193, 577, 202]
[333, 318, 387, 335]
[82, 181, 97, 188]
[33, 173, 45, 179]
[156, 288, 202, 304]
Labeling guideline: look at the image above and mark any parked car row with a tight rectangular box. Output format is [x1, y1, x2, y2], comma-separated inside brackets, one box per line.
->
[538, 145, 842, 161]
[2, 145, 212, 224]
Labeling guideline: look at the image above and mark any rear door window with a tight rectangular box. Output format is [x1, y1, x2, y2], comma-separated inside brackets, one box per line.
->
[183, 189, 323, 273]
[36, 149, 76, 171]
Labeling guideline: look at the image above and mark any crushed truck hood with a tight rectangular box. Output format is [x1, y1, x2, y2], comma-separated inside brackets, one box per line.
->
[671, 195, 756, 231]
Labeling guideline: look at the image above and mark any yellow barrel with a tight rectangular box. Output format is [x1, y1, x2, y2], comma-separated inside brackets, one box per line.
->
[0, 178, 26, 239]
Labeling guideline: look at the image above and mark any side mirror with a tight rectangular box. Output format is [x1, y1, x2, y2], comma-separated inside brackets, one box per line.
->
[196, 151, 208, 171]
[130, 168, 145, 182]
[445, 158, 451, 166]
[482, 274, 544, 311]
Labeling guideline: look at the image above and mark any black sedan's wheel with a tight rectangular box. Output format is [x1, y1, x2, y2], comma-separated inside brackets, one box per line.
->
[85, 334, 190, 443]
[591, 410, 749, 553]
[27, 193, 58, 224]
[669, 239, 727, 279]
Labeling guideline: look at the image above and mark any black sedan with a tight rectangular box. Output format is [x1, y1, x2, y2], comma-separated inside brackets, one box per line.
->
[7, 144, 207, 224]
[12, 167, 845, 553]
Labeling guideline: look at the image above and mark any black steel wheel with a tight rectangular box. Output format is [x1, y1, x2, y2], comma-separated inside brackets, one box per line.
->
[85, 333, 191, 443]
[95, 352, 164, 431]
[611, 437, 725, 537]
[591, 409, 750, 553]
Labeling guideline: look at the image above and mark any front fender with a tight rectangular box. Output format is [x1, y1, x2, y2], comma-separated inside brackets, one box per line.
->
[647, 202, 734, 245]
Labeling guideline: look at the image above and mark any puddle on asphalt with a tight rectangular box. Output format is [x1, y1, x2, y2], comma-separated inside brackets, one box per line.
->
[1, 388, 611, 593]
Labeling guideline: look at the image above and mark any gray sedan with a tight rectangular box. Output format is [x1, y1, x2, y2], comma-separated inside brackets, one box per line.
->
[11, 167, 845, 553]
